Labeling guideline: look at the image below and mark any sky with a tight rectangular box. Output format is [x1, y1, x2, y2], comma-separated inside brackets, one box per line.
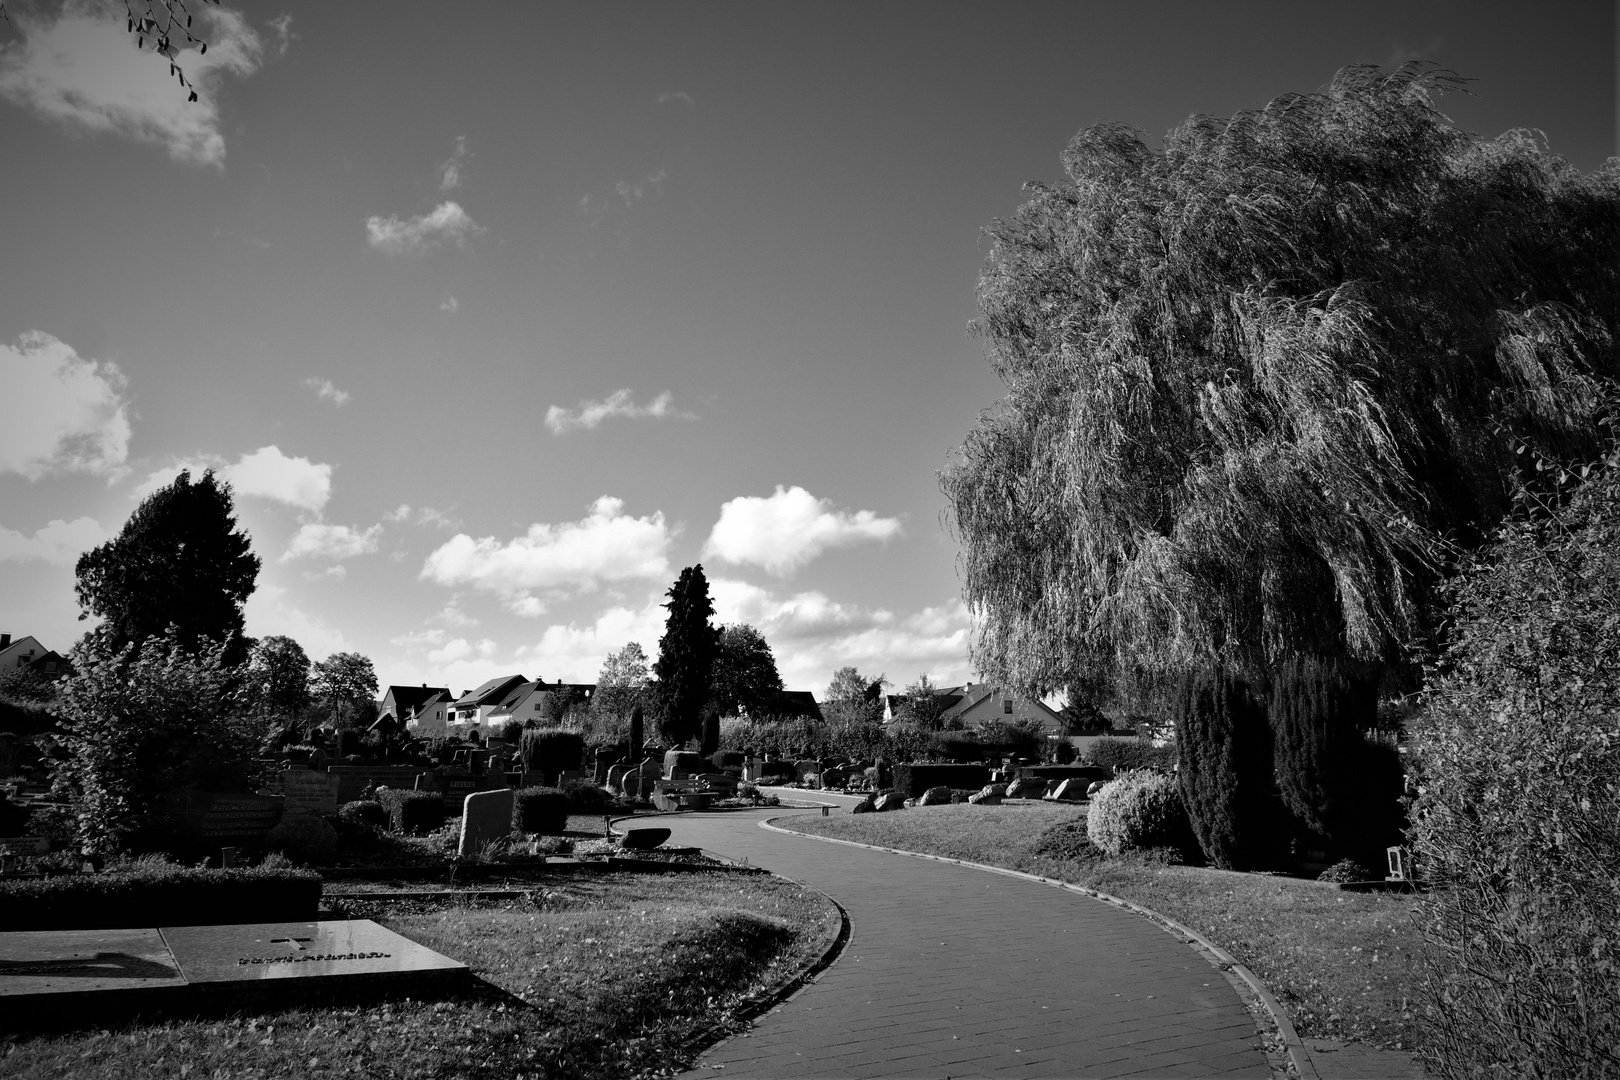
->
[1, 0, 1614, 700]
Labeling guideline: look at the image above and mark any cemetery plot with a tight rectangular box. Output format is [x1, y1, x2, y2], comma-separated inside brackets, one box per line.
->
[0, 927, 187, 997]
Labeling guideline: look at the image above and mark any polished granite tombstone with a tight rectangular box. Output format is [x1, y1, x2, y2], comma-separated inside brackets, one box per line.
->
[1, 920, 467, 1027]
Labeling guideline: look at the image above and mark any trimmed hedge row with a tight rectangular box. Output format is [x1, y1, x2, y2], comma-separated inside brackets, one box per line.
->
[376, 788, 445, 835]
[0, 866, 321, 930]
[892, 763, 991, 800]
[513, 787, 569, 835]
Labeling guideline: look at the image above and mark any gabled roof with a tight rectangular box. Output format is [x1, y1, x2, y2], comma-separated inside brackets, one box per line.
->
[0, 635, 46, 668]
[454, 674, 531, 708]
[774, 690, 822, 720]
[382, 685, 451, 717]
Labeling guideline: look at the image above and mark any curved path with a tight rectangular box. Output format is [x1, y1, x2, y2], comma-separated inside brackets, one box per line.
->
[661, 806, 1274, 1079]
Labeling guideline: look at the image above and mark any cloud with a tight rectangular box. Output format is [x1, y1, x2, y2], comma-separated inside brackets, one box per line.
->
[224, 445, 333, 512]
[512, 597, 668, 684]
[303, 564, 346, 581]
[243, 582, 350, 657]
[709, 577, 972, 690]
[0, 516, 109, 564]
[427, 636, 496, 667]
[545, 389, 694, 435]
[135, 445, 334, 512]
[303, 376, 350, 407]
[267, 13, 295, 58]
[0, 331, 131, 480]
[0, 1, 263, 167]
[365, 201, 482, 255]
[704, 485, 902, 576]
[656, 91, 694, 107]
[282, 522, 382, 562]
[439, 295, 459, 313]
[385, 504, 455, 529]
[615, 168, 667, 207]
[420, 496, 673, 611]
[440, 135, 467, 191]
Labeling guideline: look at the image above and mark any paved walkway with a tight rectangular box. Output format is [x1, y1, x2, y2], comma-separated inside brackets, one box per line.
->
[660, 806, 1275, 1078]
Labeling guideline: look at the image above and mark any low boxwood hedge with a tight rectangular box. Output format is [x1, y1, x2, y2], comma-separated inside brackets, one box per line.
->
[892, 763, 991, 799]
[513, 787, 569, 835]
[0, 865, 321, 931]
[376, 789, 446, 835]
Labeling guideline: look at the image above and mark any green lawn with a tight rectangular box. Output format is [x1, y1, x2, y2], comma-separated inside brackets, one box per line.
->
[783, 803, 1423, 1051]
[0, 871, 841, 1080]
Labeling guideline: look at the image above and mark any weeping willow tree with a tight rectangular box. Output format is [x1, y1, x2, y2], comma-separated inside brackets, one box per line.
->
[943, 63, 1620, 699]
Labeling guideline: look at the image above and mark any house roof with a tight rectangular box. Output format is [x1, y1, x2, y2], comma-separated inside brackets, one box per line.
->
[774, 690, 822, 720]
[382, 685, 451, 717]
[0, 635, 46, 668]
[453, 674, 531, 708]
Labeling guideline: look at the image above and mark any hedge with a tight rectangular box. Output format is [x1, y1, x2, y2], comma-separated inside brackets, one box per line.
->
[0, 865, 321, 930]
[513, 787, 569, 835]
[376, 788, 445, 835]
[1083, 737, 1178, 774]
[892, 763, 991, 800]
[336, 799, 388, 829]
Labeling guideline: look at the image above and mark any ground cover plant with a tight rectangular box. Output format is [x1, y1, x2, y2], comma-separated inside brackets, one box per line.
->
[783, 804, 1424, 1052]
[0, 871, 842, 1080]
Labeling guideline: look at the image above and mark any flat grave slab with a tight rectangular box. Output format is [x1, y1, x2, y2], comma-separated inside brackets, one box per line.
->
[0, 927, 187, 996]
[1, 920, 466, 1029]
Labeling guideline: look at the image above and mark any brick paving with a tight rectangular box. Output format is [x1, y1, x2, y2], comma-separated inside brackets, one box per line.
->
[662, 808, 1274, 1078]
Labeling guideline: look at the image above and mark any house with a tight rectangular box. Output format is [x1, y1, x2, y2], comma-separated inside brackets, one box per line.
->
[448, 675, 533, 728]
[881, 685, 969, 722]
[379, 684, 454, 736]
[0, 634, 47, 673]
[487, 679, 596, 729]
[940, 684, 1067, 734]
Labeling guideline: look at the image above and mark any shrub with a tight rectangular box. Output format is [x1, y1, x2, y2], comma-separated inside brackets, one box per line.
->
[520, 728, 585, 781]
[560, 778, 613, 814]
[0, 862, 320, 930]
[925, 731, 985, 762]
[1083, 736, 1177, 775]
[336, 799, 388, 829]
[1086, 770, 1194, 858]
[891, 763, 991, 800]
[976, 718, 1044, 760]
[513, 787, 569, 835]
[1409, 428, 1620, 1080]
[50, 630, 262, 855]
[1316, 859, 1378, 884]
[265, 814, 338, 866]
[1269, 654, 1381, 859]
[755, 760, 797, 783]
[1175, 668, 1279, 870]
[710, 750, 745, 770]
[376, 788, 446, 835]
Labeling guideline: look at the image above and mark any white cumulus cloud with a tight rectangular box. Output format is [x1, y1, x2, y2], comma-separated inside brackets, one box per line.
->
[440, 135, 467, 191]
[303, 376, 350, 406]
[135, 445, 333, 513]
[0, 331, 131, 480]
[365, 201, 481, 254]
[545, 389, 693, 435]
[0, 1, 263, 167]
[243, 582, 350, 657]
[282, 522, 382, 562]
[0, 516, 109, 564]
[704, 485, 901, 576]
[420, 496, 673, 609]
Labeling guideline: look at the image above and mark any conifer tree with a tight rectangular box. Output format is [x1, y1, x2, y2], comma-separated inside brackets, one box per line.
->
[1176, 668, 1277, 870]
[652, 565, 718, 746]
[1270, 655, 1378, 857]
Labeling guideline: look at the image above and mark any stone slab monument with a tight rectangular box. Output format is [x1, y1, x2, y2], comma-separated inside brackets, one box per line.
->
[457, 787, 516, 856]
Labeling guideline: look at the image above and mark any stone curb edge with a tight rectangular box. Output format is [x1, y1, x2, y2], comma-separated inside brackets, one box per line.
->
[665, 874, 854, 1072]
[757, 814, 1317, 1080]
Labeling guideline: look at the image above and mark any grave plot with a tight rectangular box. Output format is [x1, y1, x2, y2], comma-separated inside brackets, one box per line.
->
[0, 919, 467, 1029]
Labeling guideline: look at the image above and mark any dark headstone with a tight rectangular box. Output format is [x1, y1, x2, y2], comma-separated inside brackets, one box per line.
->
[620, 828, 670, 851]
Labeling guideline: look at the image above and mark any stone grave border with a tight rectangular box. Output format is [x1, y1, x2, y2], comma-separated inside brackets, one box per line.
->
[756, 814, 1315, 1080]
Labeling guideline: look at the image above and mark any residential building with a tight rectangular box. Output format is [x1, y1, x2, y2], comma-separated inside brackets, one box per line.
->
[380, 684, 454, 737]
[0, 634, 48, 673]
[448, 675, 531, 728]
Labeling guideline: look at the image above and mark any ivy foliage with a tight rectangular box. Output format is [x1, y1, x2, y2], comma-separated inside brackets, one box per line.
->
[944, 63, 1620, 699]
[1410, 415, 1620, 1080]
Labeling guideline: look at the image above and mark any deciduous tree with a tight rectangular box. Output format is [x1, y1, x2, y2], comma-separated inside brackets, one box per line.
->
[244, 635, 311, 720]
[310, 652, 378, 731]
[710, 624, 784, 717]
[74, 469, 260, 665]
[943, 63, 1620, 700]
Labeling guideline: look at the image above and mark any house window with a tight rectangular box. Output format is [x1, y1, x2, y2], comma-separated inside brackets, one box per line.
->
[1003, 699, 1013, 714]
[534, 703, 543, 710]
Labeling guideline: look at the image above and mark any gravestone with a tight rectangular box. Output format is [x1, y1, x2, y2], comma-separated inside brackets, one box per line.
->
[457, 788, 516, 856]
[606, 764, 631, 794]
[620, 827, 670, 851]
[622, 773, 642, 799]
[1051, 778, 1090, 801]
[281, 771, 340, 818]
[327, 765, 423, 804]
[166, 792, 284, 844]
[663, 750, 706, 780]
[0, 921, 466, 1028]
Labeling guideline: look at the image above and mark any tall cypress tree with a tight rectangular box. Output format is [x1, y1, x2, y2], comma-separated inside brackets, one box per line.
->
[652, 565, 718, 747]
[1176, 667, 1277, 870]
[1270, 655, 1378, 857]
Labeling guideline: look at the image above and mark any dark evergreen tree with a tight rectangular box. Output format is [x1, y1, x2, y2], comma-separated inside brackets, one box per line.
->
[1270, 655, 1378, 858]
[74, 469, 260, 666]
[1176, 668, 1277, 870]
[628, 703, 645, 762]
[652, 565, 719, 747]
[700, 707, 720, 757]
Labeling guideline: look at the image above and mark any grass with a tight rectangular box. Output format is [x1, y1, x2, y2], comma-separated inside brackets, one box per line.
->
[0, 870, 841, 1080]
[783, 803, 1424, 1052]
